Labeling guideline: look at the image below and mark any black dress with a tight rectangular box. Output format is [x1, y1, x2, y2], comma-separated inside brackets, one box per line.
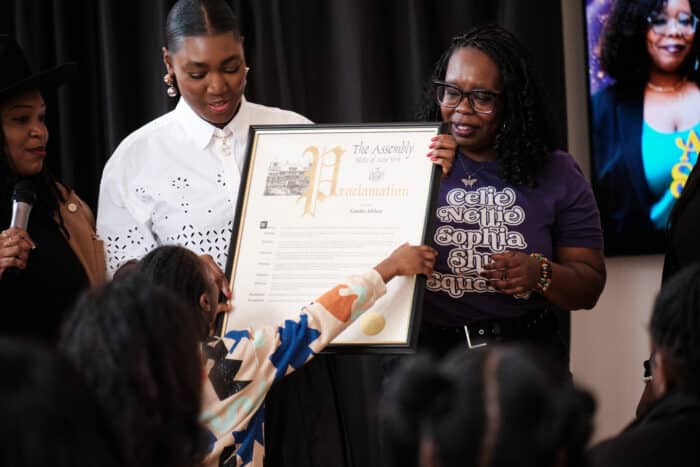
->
[0, 180, 87, 343]
[589, 392, 700, 467]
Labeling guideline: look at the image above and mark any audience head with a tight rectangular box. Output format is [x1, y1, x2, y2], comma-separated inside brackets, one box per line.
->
[163, 0, 248, 127]
[381, 345, 595, 467]
[0, 338, 121, 467]
[136, 244, 218, 336]
[420, 24, 553, 186]
[60, 273, 207, 467]
[648, 263, 700, 399]
[601, 0, 700, 86]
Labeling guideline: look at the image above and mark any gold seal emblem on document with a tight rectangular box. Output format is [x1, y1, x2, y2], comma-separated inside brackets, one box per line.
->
[359, 312, 386, 336]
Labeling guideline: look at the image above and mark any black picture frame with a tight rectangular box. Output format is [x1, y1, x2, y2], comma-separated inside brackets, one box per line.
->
[219, 122, 441, 353]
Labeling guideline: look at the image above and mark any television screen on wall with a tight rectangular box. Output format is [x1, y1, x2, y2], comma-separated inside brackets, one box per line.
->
[585, 0, 700, 256]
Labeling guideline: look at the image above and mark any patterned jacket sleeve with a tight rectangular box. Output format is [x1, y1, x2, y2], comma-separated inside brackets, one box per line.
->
[200, 269, 387, 467]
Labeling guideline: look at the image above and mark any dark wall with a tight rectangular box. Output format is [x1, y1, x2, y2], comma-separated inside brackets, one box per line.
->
[1, 0, 567, 209]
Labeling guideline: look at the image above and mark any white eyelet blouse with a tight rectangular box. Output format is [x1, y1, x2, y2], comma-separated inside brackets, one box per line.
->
[97, 96, 311, 276]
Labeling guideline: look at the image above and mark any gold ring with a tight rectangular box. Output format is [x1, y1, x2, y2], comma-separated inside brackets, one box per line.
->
[0, 231, 7, 238]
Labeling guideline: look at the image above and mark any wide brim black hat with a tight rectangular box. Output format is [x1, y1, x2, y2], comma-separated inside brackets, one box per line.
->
[0, 35, 76, 103]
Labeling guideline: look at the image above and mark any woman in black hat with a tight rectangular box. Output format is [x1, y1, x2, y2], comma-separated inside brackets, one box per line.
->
[0, 36, 105, 344]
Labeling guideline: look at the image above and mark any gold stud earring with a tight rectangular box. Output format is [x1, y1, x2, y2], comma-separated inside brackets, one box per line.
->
[163, 73, 178, 98]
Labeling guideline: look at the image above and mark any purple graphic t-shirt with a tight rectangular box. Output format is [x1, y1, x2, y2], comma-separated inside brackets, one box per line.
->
[424, 150, 603, 326]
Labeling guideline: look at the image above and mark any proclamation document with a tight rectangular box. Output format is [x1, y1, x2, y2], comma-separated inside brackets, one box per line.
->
[223, 123, 440, 352]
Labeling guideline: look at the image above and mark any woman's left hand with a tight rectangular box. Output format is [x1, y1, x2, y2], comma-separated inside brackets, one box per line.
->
[481, 251, 540, 296]
[428, 134, 456, 176]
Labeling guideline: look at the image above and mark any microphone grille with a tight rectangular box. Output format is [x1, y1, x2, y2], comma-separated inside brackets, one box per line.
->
[12, 180, 36, 204]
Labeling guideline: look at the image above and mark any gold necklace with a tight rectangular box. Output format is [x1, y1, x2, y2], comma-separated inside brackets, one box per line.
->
[646, 77, 687, 93]
[457, 154, 487, 187]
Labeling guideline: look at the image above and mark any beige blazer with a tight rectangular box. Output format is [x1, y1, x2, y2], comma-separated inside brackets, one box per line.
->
[56, 185, 106, 287]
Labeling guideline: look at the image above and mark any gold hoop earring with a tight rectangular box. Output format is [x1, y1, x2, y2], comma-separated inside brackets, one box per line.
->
[163, 73, 178, 98]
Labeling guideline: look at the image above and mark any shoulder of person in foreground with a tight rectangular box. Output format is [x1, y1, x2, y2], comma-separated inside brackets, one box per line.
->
[200, 243, 435, 467]
[587, 409, 698, 467]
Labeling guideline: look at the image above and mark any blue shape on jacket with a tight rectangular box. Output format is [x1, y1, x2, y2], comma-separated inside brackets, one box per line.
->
[231, 406, 265, 465]
[224, 329, 250, 353]
[268, 314, 321, 382]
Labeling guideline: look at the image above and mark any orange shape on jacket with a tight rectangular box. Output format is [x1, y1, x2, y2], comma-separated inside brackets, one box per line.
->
[316, 285, 357, 322]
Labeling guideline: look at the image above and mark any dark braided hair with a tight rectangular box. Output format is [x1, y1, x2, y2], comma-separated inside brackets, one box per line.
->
[650, 264, 700, 397]
[600, 0, 700, 87]
[380, 345, 595, 467]
[418, 24, 554, 186]
[136, 245, 213, 339]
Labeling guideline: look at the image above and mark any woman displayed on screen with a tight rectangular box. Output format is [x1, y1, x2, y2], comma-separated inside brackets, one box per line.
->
[591, 0, 700, 255]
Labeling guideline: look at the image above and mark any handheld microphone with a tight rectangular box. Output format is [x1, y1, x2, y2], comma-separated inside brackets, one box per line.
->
[3, 180, 36, 279]
[439, 121, 450, 135]
[10, 180, 36, 230]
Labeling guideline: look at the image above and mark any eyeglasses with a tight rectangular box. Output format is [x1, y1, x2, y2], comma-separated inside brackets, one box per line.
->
[646, 12, 699, 35]
[433, 80, 501, 114]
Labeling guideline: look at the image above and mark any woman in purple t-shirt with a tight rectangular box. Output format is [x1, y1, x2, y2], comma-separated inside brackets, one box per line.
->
[420, 25, 606, 372]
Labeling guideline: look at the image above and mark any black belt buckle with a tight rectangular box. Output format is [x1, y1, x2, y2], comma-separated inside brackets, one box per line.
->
[463, 321, 501, 349]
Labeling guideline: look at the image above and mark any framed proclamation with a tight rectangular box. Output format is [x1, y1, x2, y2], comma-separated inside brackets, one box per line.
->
[223, 123, 441, 353]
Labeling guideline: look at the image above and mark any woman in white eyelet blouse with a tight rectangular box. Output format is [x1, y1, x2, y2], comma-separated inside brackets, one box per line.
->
[97, 94, 308, 275]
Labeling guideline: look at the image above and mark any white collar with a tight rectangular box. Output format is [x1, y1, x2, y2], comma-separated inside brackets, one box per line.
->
[173, 96, 250, 150]
[229, 95, 252, 143]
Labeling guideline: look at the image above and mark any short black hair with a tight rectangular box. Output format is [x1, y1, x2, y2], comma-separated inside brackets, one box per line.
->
[60, 273, 207, 467]
[600, 0, 700, 86]
[650, 263, 700, 396]
[418, 24, 554, 186]
[0, 338, 122, 467]
[380, 345, 595, 467]
[165, 0, 241, 52]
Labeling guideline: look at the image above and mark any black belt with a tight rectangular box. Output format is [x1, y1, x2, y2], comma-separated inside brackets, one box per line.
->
[424, 308, 553, 349]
